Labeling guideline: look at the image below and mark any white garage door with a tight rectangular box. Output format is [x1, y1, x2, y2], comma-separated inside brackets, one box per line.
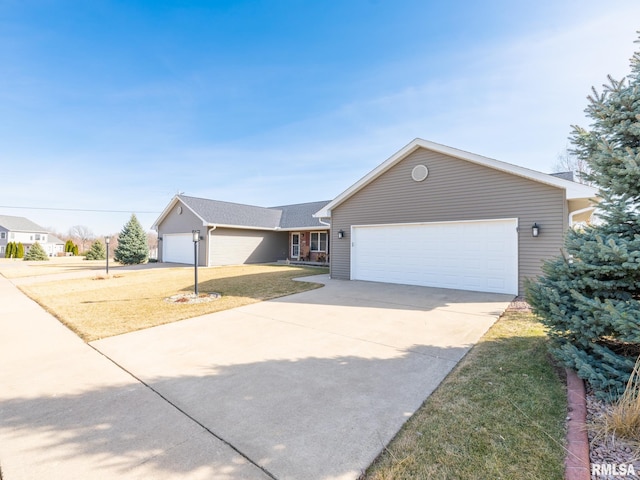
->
[163, 233, 195, 264]
[351, 219, 518, 294]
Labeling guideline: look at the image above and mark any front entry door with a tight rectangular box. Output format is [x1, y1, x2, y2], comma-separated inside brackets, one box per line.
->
[291, 233, 300, 259]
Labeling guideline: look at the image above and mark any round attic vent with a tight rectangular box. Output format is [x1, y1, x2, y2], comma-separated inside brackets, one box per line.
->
[411, 164, 429, 182]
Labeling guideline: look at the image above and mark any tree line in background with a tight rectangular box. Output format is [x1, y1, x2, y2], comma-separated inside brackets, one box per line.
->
[44, 215, 158, 259]
[6, 214, 154, 265]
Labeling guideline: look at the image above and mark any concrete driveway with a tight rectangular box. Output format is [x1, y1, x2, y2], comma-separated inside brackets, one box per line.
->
[1, 273, 512, 480]
[90, 275, 512, 480]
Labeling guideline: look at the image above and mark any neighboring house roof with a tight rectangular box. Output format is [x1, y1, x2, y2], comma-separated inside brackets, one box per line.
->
[153, 195, 331, 231]
[0, 215, 48, 233]
[550, 171, 575, 181]
[314, 138, 599, 218]
[48, 234, 65, 245]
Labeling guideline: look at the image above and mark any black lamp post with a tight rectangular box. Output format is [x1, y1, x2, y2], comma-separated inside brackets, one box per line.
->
[192, 230, 200, 296]
[105, 236, 110, 275]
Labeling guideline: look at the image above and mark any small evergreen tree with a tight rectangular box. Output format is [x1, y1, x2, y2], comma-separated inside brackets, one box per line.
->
[5, 241, 14, 258]
[114, 214, 149, 265]
[64, 239, 75, 253]
[527, 37, 640, 399]
[72, 244, 79, 256]
[24, 242, 49, 261]
[16, 242, 24, 259]
[85, 240, 107, 260]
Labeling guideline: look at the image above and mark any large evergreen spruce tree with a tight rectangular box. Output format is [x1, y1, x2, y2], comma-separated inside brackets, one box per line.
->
[527, 38, 640, 399]
[114, 214, 149, 265]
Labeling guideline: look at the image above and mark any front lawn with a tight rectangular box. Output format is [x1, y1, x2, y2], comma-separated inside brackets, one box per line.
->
[17, 264, 328, 341]
[363, 309, 567, 480]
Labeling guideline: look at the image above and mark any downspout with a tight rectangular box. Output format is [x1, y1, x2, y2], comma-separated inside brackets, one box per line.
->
[207, 225, 217, 267]
[318, 217, 330, 227]
[568, 206, 596, 227]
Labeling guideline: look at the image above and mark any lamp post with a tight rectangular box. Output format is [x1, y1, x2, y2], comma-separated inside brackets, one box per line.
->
[105, 236, 110, 275]
[192, 230, 200, 296]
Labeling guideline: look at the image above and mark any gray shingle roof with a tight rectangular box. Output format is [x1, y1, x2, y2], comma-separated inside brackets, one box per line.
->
[177, 196, 330, 230]
[179, 195, 282, 229]
[273, 200, 332, 229]
[0, 215, 48, 233]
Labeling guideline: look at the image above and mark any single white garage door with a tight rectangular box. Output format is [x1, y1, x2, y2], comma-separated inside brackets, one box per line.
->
[163, 233, 195, 264]
[351, 219, 518, 294]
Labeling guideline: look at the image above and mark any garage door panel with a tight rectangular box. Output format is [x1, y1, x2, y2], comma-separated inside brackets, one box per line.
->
[351, 219, 518, 295]
[163, 233, 194, 264]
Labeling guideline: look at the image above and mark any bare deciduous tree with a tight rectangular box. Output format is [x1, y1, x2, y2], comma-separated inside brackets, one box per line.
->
[553, 148, 592, 185]
[68, 225, 94, 252]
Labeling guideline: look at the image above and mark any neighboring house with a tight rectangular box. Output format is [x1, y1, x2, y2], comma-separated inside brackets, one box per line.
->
[0, 215, 65, 257]
[315, 138, 599, 296]
[152, 196, 331, 266]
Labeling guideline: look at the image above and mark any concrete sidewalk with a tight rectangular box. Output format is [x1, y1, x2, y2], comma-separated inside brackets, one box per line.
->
[0, 275, 271, 480]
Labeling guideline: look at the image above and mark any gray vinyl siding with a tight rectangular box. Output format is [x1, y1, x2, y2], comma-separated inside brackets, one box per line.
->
[331, 147, 567, 295]
[157, 203, 205, 263]
[209, 228, 288, 266]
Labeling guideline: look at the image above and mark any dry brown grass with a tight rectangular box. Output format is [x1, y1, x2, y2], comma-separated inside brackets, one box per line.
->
[17, 264, 328, 342]
[363, 310, 567, 480]
[0, 257, 113, 278]
[592, 356, 640, 450]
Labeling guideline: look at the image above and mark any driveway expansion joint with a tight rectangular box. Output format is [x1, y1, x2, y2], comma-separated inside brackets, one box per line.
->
[87, 343, 279, 480]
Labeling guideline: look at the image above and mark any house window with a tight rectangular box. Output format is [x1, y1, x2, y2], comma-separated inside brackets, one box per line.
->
[310, 232, 328, 252]
[35, 234, 41, 241]
[10, 233, 14, 239]
[0, 232, 5, 239]
[0, 246, 4, 254]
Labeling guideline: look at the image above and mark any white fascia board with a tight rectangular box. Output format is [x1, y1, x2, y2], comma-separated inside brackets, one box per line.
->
[209, 223, 277, 231]
[277, 226, 330, 232]
[314, 138, 599, 217]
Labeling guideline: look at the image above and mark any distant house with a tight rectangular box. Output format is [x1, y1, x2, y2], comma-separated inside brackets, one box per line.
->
[153, 196, 331, 266]
[0, 215, 65, 257]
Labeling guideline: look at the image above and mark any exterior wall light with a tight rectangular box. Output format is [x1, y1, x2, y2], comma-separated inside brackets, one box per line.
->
[532, 223, 540, 237]
[338, 230, 345, 239]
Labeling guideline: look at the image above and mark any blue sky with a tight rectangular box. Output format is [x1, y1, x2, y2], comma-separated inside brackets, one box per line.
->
[1, 1, 640, 236]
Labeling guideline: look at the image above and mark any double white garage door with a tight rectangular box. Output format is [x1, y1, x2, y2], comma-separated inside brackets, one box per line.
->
[351, 219, 518, 295]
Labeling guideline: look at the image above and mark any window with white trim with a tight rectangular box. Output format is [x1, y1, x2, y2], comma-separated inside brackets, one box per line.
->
[310, 232, 328, 252]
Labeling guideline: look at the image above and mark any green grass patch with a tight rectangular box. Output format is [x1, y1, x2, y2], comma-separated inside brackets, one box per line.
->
[363, 310, 567, 480]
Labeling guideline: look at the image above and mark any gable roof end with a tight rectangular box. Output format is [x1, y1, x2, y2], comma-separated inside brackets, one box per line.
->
[314, 138, 599, 218]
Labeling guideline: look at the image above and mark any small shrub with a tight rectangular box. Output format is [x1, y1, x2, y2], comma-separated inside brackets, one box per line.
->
[85, 240, 106, 260]
[24, 242, 49, 261]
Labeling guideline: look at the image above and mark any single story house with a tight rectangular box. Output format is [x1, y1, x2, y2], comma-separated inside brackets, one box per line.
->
[152, 197, 331, 266]
[315, 138, 598, 295]
[0, 215, 65, 257]
[154, 138, 598, 296]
